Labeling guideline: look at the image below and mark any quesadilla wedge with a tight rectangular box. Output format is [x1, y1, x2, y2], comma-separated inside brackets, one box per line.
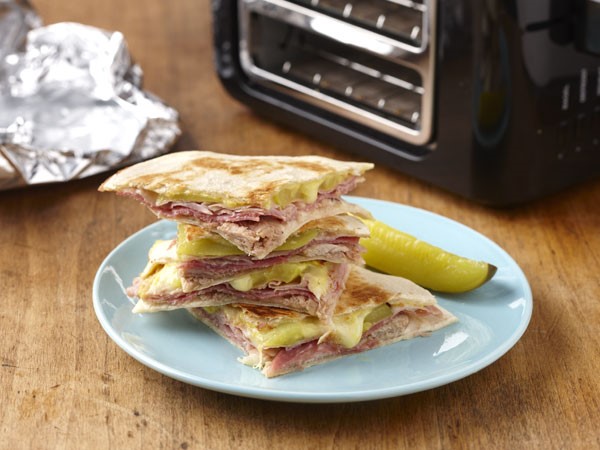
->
[127, 214, 368, 318]
[99, 151, 373, 258]
[187, 265, 458, 378]
[129, 258, 350, 321]
[176, 215, 369, 283]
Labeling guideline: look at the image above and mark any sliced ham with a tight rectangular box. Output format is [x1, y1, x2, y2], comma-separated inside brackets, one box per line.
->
[180, 237, 362, 280]
[264, 312, 410, 377]
[212, 200, 370, 259]
[188, 304, 452, 378]
[120, 176, 362, 224]
[263, 305, 454, 377]
[132, 263, 349, 320]
[190, 306, 256, 355]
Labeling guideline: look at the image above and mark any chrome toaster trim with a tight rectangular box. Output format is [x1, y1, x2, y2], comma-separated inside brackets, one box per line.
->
[237, 0, 436, 147]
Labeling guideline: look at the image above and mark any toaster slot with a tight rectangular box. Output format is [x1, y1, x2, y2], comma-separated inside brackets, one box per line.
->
[288, 0, 425, 48]
[238, 0, 435, 147]
[279, 54, 422, 128]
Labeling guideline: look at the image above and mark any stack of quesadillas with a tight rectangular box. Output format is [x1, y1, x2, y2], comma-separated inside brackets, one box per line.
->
[100, 151, 457, 377]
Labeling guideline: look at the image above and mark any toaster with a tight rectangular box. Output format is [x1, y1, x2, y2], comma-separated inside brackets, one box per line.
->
[212, 0, 600, 205]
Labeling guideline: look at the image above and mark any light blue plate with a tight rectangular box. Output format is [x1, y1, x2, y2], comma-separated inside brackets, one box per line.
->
[93, 197, 532, 403]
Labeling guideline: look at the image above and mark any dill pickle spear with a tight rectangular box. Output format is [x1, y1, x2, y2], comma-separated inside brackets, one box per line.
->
[360, 219, 497, 293]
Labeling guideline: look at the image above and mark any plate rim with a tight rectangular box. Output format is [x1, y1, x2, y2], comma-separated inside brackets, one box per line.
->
[92, 196, 533, 403]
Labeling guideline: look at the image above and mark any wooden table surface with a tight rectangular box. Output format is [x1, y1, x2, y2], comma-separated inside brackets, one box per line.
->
[2, 1, 599, 448]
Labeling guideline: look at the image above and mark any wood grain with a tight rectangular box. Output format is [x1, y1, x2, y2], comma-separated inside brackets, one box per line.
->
[1, 1, 599, 449]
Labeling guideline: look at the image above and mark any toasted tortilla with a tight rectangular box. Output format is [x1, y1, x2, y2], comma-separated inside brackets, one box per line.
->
[332, 264, 437, 314]
[194, 265, 437, 324]
[178, 214, 369, 256]
[187, 265, 458, 377]
[99, 150, 373, 209]
[210, 199, 370, 258]
[131, 261, 350, 321]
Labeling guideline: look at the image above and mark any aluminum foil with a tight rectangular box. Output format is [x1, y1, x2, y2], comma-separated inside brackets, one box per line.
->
[0, 1, 180, 190]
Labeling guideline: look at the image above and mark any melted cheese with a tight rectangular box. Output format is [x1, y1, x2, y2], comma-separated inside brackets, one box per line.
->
[220, 305, 326, 350]
[228, 262, 329, 295]
[137, 263, 182, 297]
[177, 227, 244, 257]
[208, 303, 393, 350]
[137, 261, 331, 299]
[139, 240, 177, 278]
[329, 304, 393, 348]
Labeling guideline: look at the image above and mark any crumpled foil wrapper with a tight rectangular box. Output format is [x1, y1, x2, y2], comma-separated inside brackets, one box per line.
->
[0, 1, 181, 190]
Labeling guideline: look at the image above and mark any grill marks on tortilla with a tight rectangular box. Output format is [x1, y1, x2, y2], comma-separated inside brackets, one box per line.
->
[191, 158, 333, 206]
[334, 268, 391, 313]
[236, 304, 308, 322]
[189, 157, 279, 173]
[132, 171, 188, 191]
[286, 161, 333, 174]
[100, 151, 374, 208]
[130, 158, 284, 203]
[189, 157, 331, 174]
[134, 159, 327, 206]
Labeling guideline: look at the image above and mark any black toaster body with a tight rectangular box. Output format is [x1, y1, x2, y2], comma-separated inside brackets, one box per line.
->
[212, 0, 600, 205]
